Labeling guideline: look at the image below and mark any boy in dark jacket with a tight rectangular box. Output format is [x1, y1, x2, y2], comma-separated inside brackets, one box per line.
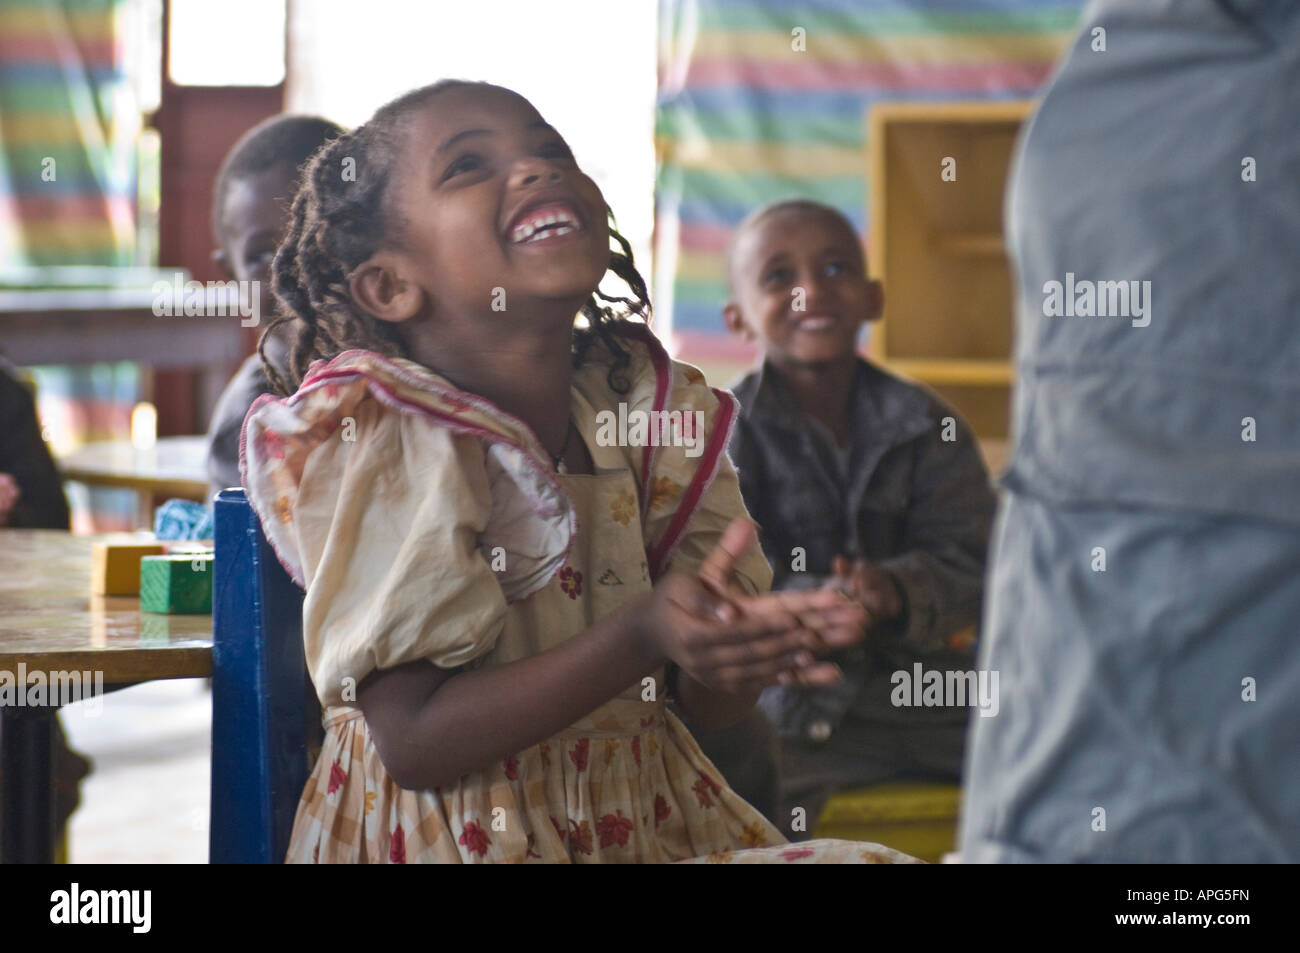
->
[718, 199, 996, 834]
[204, 114, 342, 500]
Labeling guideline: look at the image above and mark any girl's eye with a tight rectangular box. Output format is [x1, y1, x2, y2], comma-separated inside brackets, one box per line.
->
[763, 268, 792, 286]
[442, 153, 484, 181]
[825, 261, 847, 276]
[247, 248, 274, 268]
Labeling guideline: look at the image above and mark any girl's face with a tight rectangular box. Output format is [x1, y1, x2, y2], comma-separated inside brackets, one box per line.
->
[381, 85, 610, 335]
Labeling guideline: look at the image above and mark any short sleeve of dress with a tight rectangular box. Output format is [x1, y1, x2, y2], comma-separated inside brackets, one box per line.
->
[290, 398, 508, 707]
[639, 355, 775, 598]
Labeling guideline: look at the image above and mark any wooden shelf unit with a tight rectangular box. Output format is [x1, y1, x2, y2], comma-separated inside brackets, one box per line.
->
[866, 100, 1036, 439]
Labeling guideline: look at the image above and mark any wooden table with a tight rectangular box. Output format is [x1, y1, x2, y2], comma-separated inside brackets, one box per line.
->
[57, 435, 212, 528]
[0, 530, 212, 863]
[57, 435, 210, 500]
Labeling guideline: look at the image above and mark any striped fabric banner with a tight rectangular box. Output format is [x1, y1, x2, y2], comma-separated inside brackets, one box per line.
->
[2, 0, 141, 530]
[655, 0, 1084, 343]
[0, 0, 136, 267]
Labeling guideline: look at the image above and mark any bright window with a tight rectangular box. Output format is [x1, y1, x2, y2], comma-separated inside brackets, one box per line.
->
[285, 0, 657, 303]
[168, 0, 286, 86]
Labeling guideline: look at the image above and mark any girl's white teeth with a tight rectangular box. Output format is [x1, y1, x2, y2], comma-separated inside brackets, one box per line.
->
[520, 224, 575, 244]
[511, 212, 578, 244]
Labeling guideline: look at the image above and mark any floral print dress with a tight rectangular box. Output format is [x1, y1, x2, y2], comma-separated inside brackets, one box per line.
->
[241, 325, 918, 864]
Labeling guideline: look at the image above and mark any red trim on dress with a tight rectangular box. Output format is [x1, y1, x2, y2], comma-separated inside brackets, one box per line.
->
[645, 387, 737, 580]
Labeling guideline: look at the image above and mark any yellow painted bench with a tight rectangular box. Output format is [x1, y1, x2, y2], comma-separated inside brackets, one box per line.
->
[814, 781, 961, 864]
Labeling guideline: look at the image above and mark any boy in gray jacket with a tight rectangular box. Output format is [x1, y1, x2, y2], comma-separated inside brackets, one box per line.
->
[715, 199, 996, 834]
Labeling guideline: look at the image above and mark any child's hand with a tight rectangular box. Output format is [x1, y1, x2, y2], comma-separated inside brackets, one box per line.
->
[637, 572, 816, 695]
[702, 518, 872, 658]
[831, 556, 904, 627]
[637, 520, 870, 695]
[0, 473, 20, 527]
[698, 519, 867, 653]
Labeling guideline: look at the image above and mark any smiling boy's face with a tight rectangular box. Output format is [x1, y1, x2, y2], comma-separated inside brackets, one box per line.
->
[723, 207, 882, 371]
[216, 161, 298, 320]
[378, 84, 610, 331]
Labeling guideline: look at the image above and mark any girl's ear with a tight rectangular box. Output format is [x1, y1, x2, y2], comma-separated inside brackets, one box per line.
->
[349, 253, 426, 323]
[722, 302, 756, 341]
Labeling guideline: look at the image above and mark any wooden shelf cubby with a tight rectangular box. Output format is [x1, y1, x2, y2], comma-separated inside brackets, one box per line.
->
[866, 100, 1036, 440]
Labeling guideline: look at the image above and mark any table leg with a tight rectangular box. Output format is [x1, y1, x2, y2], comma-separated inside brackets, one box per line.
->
[0, 705, 55, 864]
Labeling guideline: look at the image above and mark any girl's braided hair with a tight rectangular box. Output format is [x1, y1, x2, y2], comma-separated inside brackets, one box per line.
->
[260, 79, 648, 397]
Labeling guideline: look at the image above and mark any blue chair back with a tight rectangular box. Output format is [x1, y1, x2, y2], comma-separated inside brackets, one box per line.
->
[210, 487, 316, 863]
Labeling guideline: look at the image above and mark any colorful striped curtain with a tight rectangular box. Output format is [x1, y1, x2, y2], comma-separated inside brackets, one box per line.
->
[0, 0, 136, 266]
[655, 0, 1084, 345]
[1, 0, 140, 531]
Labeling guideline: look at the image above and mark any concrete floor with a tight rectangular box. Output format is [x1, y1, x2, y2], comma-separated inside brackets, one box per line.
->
[61, 678, 211, 864]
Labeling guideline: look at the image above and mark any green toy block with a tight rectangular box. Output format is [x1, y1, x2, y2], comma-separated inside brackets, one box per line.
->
[139, 553, 214, 614]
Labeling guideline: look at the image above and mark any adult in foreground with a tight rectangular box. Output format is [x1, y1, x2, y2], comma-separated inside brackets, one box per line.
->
[960, 0, 1300, 862]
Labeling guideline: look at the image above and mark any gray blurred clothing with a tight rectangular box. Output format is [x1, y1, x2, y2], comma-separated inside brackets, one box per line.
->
[205, 354, 272, 501]
[204, 329, 294, 501]
[960, 0, 1300, 862]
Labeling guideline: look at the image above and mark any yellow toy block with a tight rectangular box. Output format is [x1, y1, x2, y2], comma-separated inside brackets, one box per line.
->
[90, 542, 166, 596]
[814, 781, 962, 864]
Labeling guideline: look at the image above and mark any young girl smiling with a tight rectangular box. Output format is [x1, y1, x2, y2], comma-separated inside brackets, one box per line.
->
[242, 80, 915, 864]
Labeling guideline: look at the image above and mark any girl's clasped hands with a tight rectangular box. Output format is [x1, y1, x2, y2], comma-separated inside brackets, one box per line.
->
[637, 517, 869, 697]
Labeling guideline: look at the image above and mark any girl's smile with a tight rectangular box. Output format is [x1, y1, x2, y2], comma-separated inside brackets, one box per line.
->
[505, 194, 586, 247]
